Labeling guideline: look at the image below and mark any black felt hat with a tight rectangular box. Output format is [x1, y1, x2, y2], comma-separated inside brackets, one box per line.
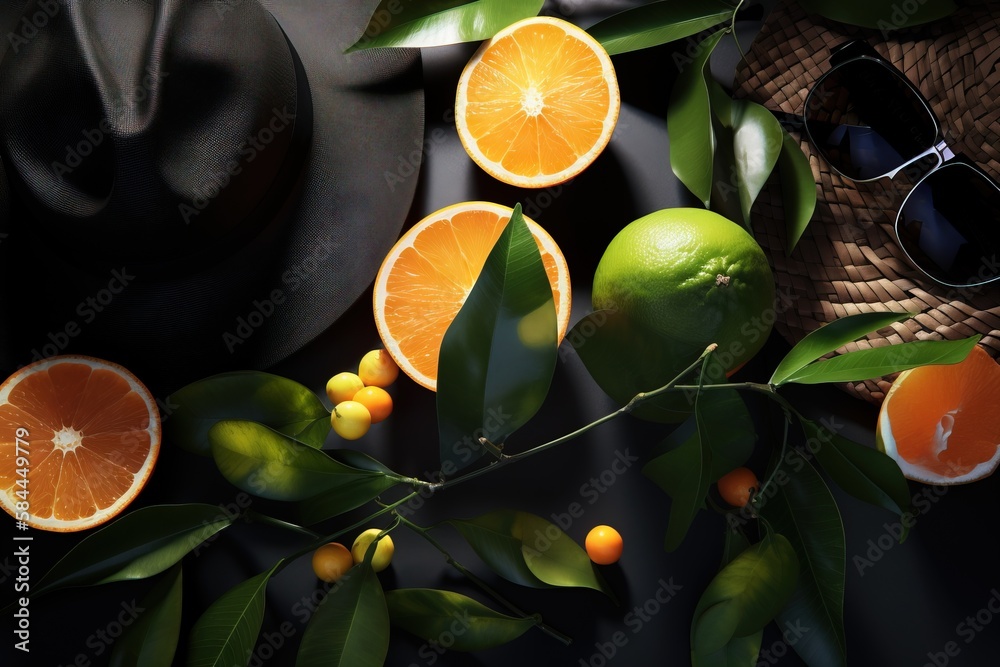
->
[0, 0, 424, 392]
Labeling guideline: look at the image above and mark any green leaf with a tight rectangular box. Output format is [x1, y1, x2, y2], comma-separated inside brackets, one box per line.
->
[643, 416, 711, 552]
[345, 0, 544, 51]
[797, 0, 956, 29]
[570, 308, 705, 423]
[166, 371, 330, 455]
[702, 390, 755, 480]
[296, 561, 390, 667]
[209, 420, 400, 503]
[803, 420, 912, 523]
[437, 204, 558, 472]
[778, 335, 982, 385]
[108, 564, 184, 667]
[448, 510, 612, 596]
[644, 390, 754, 551]
[586, 0, 734, 56]
[731, 101, 783, 225]
[709, 83, 783, 226]
[187, 561, 282, 667]
[669, 29, 726, 206]
[777, 129, 817, 254]
[762, 455, 846, 667]
[386, 588, 537, 651]
[769, 311, 912, 385]
[690, 533, 799, 660]
[693, 531, 763, 667]
[35, 504, 233, 598]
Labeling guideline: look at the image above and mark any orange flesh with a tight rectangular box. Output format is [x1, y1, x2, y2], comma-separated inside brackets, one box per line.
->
[461, 20, 615, 183]
[0, 361, 154, 523]
[380, 208, 564, 384]
[886, 346, 1000, 477]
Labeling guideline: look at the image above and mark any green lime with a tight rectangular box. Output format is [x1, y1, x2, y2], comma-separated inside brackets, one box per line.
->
[589, 208, 775, 420]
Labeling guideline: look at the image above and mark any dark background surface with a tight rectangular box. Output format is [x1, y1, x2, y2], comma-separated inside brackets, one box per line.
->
[6, 1, 1000, 666]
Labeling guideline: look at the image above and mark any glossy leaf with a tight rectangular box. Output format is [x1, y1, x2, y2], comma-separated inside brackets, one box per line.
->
[710, 87, 783, 227]
[35, 504, 233, 598]
[803, 420, 912, 524]
[166, 371, 330, 455]
[209, 420, 401, 503]
[570, 308, 705, 423]
[386, 588, 537, 651]
[346, 0, 543, 51]
[645, 390, 754, 551]
[703, 390, 755, 480]
[108, 564, 183, 667]
[769, 312, 912, 385]
[707, 85, 745, 227]
[778, 335, 982, 385]
[762, 456, 846, 667]
[643, 415, 711, 552]
[669, 29, 726, 206]
[437, 204, 558, 472]
[693, 531, 763, 667]
[797, 0, 956, 29]
[448, 510, 612, 596]
[778, 129, 817, 254]
[296, 561, 390, 667]
[587, 0, 733, 56]
[187, 561, 282, 667]
[690, 533, 799, 660]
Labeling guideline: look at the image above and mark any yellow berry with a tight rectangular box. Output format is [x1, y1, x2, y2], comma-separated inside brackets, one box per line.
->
[331, 400, 371, 440]
[358, 349, 399, 387]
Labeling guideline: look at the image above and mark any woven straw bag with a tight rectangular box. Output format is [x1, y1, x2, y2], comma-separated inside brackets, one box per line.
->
[733, 0, 1000, 406]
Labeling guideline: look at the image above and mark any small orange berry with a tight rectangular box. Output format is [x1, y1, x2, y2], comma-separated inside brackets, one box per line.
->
[312, 542, 354, 583]
[585, 525, 623, 565]
[353, 386, 393, 423]
[717, 467, 759, 507]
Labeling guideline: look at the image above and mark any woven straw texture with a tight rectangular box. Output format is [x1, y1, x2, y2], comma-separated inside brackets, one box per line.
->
[734, 0, 1000, 406]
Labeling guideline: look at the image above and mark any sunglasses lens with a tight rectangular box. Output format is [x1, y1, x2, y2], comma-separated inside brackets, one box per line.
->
[805, 58, 938, 179]
[897, 163, 1000, 286]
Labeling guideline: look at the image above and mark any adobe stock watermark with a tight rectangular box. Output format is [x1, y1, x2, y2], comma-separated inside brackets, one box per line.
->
[339, 0, 416, 52]
[756, 619, 811, 666]
[54, 599, 145, 667]
[221, 233, 337, 353]
[384, 107, 452, 193]
[877, 0, 943, 38]
[852, 482, 949, 576]
[179, 105, 296, 224]
[578, 576, 684, 667]
[407, 610, 477, 666]
[6, 0, 63, 54]
[22, 267, 135, 364]
[922, 588, 1000, 667]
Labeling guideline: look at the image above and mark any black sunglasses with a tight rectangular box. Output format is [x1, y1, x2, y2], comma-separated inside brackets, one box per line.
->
[783, 40, 1000, 288]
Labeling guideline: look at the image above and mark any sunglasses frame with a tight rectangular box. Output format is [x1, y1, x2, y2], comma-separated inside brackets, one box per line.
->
[801, 39, 1000, 288]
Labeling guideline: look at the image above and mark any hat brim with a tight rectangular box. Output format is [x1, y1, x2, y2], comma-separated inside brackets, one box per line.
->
[0, 0, 424, 393]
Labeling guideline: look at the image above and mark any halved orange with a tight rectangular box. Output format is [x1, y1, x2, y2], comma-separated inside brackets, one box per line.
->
[455, 16, 620, 189]
[373, 201, 571, 391]
[0, 355, 161, 531]
[876, 344, 1000, 485]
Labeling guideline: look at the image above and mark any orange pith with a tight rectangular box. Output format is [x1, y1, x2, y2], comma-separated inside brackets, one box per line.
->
[878, 345, 1000, 483]
[0, 355, 161, 531]
[456, 16, 620, 188]
[373, 202, 571, 391]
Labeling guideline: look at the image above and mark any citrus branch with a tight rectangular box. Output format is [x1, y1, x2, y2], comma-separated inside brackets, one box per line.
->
[273, 491, 421, 572]
[429, 343, 720, 492]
